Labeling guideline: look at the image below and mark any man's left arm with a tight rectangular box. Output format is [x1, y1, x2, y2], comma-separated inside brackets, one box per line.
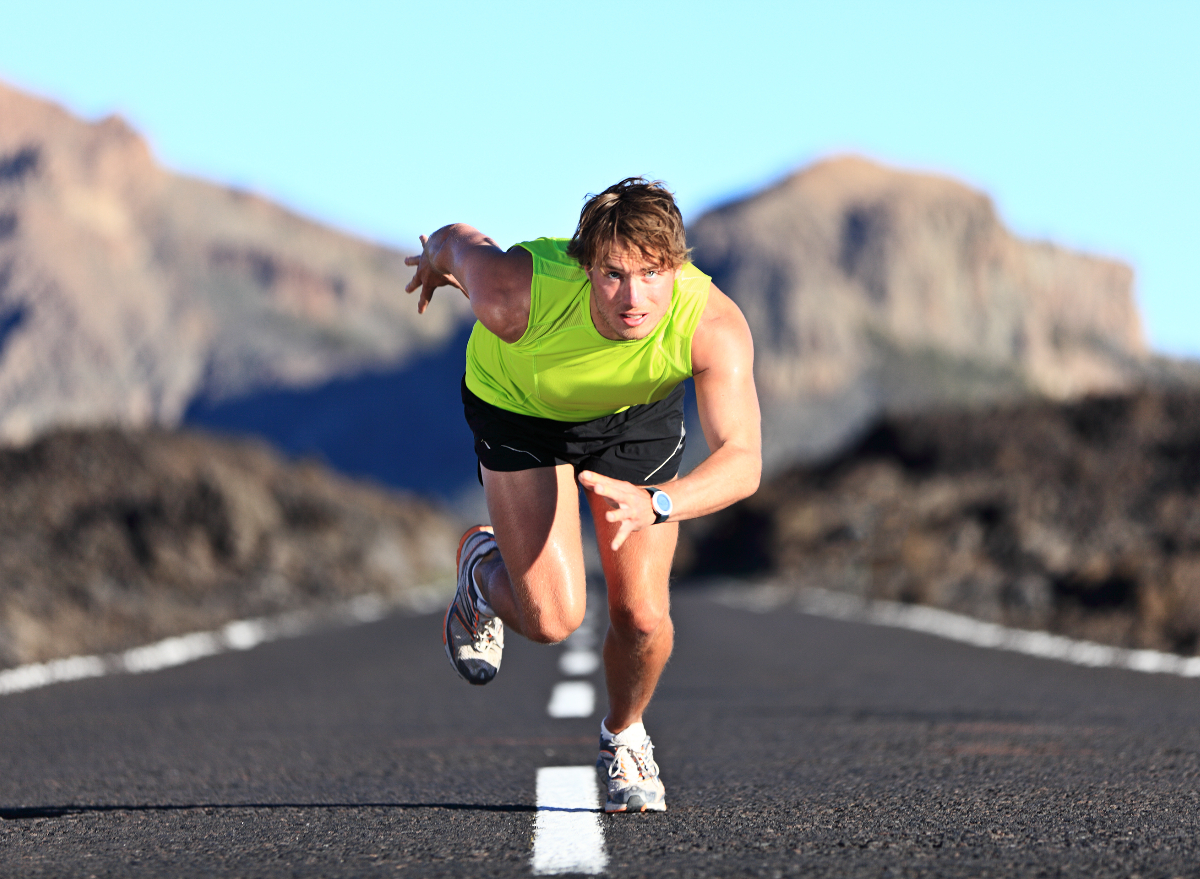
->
[579, 282, 762, 549]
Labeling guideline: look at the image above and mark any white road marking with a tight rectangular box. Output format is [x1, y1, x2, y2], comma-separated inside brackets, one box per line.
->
[559, 650, 600, 676]
[713, 582, 1200, 678]
[547, 681, 596, 717]
[0, 592, 411, 697]
[532, 766, 607, 875]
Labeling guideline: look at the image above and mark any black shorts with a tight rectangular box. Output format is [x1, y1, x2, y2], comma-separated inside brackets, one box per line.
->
[462, 377, 686, 486]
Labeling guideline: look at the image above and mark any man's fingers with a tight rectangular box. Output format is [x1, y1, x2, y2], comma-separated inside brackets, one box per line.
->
[609, 519, 635, 551]
[582, 473, 622, 509]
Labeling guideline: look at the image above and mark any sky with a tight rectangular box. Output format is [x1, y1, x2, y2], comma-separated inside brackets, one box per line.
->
[2, 1, 1197, 355]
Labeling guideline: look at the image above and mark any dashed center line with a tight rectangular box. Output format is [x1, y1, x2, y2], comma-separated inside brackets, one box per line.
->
[535, 595, 607, 870]
[531, 766, 607, 875]
[559, 649, 600, 676]
[547, 681, 596, 718]
[546, 594, 602, 718]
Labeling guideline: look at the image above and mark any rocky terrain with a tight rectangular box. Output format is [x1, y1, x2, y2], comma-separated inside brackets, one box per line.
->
[689, 156, 1155, 469]
[0, 427, 459, 669]
[680, 388, 1200, 655]
[0, 81, 468, 444]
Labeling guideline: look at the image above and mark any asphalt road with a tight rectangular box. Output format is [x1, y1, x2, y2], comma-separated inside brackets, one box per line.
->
[2, 588, 1199, 878]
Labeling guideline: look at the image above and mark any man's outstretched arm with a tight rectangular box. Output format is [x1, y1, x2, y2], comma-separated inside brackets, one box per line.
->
[579, 282, 762, 549]
[404, 224, 533, 343]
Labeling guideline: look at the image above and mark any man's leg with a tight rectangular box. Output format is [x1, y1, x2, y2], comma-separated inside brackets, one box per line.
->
[584, 490, 677, 733]
[586, 488, 675, 812]
[476, 463, 588, 644]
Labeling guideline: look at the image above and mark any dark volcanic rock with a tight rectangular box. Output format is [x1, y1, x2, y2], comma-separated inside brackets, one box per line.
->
[680, 390, 1200, 655]
[0, 428, 459, 668]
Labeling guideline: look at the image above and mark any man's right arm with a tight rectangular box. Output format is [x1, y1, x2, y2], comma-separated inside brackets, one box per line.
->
[404, 224, 533, 343]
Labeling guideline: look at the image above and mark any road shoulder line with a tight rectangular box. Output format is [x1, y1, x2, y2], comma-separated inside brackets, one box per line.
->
[710, 581, 1200, 678]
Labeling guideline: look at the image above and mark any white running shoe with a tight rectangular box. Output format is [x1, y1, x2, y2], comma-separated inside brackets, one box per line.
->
[597, 730, 666, 813]
[443, 525, 503, 685]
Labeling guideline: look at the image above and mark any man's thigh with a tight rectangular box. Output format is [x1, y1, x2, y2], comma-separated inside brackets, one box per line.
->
[480, 462, 588, 617]
[585, 489, 677, 629]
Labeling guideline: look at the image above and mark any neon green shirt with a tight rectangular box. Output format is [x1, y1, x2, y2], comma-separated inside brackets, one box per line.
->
[464, 238, 711, 421]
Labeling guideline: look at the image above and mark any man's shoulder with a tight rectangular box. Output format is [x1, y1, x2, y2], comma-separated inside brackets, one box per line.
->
[516, 238, 584, 280]
[690, 282, 753, 371]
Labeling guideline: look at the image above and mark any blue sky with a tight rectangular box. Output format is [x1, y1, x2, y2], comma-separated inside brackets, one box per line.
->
[2, 1, 1197, 354]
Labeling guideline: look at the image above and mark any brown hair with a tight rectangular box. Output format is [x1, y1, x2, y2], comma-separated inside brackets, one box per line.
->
[567, 177, 690, 270]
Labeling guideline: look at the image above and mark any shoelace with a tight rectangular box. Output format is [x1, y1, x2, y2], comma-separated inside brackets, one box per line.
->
[475, 616, 501, 647]
[608, 740, 658, 782]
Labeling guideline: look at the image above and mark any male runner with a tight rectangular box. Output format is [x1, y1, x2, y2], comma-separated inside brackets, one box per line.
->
[404, 178, 761, 813]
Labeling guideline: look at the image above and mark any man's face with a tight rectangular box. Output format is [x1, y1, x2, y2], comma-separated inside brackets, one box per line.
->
[585, 244, 681, 342]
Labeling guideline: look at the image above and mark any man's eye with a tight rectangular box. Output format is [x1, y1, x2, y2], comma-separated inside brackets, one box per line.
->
[645, 270, 659, 277]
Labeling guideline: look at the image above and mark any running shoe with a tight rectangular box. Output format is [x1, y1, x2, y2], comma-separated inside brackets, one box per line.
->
[597, 731, 667, 813]
[443, 525, 503, 685]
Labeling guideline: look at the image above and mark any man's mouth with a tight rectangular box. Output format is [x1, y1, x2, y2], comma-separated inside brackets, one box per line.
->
[621, 312, 647, 327]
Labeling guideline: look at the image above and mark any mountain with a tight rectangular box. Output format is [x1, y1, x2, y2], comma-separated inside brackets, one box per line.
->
[688, 156, 1150, 469]
[678, 388, 1200, 656]
[0, 81, 468, 445]
[0, 80, 1169, 506]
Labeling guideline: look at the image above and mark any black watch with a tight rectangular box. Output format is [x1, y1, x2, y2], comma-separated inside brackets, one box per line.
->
[645, 487, 673, 524]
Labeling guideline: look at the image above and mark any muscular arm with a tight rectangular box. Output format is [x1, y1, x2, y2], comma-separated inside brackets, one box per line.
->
[404, 223, 533, 343]
[579, 282, 762, 548]
[671, 283, 762, 517]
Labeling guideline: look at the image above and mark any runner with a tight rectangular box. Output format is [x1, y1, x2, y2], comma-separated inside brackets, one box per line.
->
[404, 178, 761, 813]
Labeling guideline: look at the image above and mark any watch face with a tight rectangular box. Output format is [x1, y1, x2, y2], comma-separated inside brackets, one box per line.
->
[652, 490, 672, 517]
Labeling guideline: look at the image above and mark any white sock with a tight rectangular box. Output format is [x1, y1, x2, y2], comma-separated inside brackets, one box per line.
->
[601, 719, 646, 746]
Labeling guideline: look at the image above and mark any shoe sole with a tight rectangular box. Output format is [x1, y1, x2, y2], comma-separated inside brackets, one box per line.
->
[444, 526, 496, 686]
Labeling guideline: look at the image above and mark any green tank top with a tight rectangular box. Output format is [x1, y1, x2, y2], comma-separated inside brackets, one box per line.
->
[464, 238, 711, 421]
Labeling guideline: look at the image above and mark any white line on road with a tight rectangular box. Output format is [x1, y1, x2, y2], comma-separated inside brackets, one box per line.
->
[0, 594, 402, 697]
[714, 582, 1200, 678]
[532, 766, 607, 875]
[559, 649, 600, 676]
[547, 681, 596, 717]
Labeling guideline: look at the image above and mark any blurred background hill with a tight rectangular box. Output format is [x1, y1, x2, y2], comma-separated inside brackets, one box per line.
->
[0, 68, 1198, 664]
[0, 81, 470, 445]
[4, 83, 1187, 503]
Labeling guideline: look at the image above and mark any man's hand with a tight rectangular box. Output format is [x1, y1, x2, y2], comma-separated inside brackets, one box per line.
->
[577, 470, 659, 551]
[403, 233, 468, 314]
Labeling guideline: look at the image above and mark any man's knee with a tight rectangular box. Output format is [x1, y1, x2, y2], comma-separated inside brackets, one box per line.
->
[516, 574, 587, 644]
[608, 598, 670, 641]
[523, 605, 586, 644]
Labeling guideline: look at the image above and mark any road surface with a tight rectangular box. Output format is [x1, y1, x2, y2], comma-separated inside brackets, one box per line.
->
[2, 588, 1198, 877]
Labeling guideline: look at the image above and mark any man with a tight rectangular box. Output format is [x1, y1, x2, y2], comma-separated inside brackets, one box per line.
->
[404, 178, 760, 813]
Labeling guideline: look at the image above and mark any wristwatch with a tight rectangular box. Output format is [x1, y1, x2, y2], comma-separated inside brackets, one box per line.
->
[645, 487, 673, 524]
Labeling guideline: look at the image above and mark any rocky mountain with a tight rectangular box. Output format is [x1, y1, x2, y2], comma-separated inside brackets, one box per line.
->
[0, 80, 1173, 511]
[0, 426, 459, 669]
[0, 81, 468, 445]
[679, 388, 1200, 656]
[689, 156, 1151, 469]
